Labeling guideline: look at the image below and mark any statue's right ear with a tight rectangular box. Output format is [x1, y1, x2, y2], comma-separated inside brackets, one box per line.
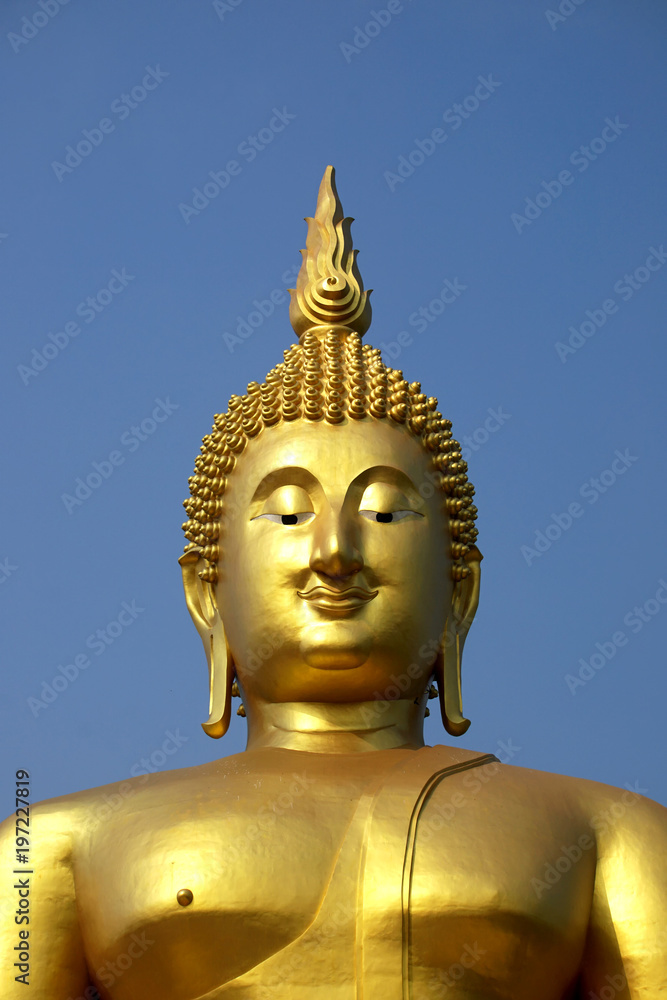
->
[179, 548, 233, 738]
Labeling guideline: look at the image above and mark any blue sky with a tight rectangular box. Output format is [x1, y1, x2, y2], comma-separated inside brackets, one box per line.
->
[1, 0, 666, 809]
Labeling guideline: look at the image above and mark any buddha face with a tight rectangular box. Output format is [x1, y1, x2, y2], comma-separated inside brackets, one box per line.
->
[215, 417, 454, 706]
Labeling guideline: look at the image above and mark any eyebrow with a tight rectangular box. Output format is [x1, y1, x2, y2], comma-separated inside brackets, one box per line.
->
[350, 465, 422, 503]
[249, 464, 422, 507]
[249, 467, 320, 505]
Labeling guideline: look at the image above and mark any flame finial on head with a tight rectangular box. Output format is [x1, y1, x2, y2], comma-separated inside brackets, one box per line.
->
[289, 166, 372, 340]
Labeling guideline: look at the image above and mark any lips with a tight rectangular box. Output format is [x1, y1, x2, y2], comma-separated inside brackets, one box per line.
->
[297, 585, 378, 612]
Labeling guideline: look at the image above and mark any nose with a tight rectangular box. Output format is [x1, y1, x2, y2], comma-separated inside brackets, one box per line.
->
[309, 509, 364, 581]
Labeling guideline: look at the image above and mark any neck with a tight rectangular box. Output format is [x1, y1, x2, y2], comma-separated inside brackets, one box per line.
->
[244, 698, 426, 754]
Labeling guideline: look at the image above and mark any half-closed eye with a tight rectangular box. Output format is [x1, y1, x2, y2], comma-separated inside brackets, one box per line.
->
[252, 512, 315, 526]
[359, 510, 423, 523]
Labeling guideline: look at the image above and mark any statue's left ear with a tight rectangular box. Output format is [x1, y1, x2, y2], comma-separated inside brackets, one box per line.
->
[451, 545, 483, 638]
[179, 548, 233, 739]
[436, 546, 483, 737]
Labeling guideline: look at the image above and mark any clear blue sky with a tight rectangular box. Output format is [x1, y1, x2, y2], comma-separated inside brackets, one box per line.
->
[1, 0, 666, 808]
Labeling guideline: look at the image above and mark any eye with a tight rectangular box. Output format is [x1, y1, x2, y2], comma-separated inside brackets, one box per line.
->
[359, 510, 423, 523]
[254, 512, 314, 526]
[251, 484, 315, 524]
[358, 482, 423, 523]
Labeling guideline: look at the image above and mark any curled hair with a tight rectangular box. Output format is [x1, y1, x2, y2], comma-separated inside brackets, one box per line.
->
[182, 328, 478, 583]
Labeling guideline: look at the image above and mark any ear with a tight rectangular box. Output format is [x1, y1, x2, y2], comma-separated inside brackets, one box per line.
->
[179, 548, 233, 739]
[436, 546, 483, 737]
[451, 544, 483, 641]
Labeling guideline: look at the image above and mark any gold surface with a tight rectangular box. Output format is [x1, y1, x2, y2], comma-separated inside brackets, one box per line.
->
[2, 167, 666, 998]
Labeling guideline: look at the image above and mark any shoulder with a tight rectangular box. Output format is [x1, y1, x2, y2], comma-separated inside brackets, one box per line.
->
[0, 758, 242, 854]
[54, 755, 254, 832]
[565, 776, 667, 974]
[0, 791, 89, 994]
[423, 745, 667, 835]
[1, 787, 84, 868]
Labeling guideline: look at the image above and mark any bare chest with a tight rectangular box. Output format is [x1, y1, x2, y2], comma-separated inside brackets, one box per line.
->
[75, 771, 592, 999]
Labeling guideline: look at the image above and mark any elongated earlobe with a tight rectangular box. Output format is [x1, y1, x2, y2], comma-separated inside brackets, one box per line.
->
[435, 546, 482, 737]
[179, 548, 234, 739]
[435, 624, 470, 737]
[201, 624, 234, 738]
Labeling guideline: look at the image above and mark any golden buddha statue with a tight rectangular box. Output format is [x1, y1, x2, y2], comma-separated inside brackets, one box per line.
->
[2, 167, 666, 1000]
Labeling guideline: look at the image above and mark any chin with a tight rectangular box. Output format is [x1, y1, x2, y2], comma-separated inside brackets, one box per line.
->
[299, 620, 373, 671]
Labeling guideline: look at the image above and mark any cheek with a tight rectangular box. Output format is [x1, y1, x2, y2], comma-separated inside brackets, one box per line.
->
[220, 520, 289, 587]
[216, 524, 308, 646]
[232, 520, 312, 570]
[370, 522, 450, 636]
[365, 520, 449, 582]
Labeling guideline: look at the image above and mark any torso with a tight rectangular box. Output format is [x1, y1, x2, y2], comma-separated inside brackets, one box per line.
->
[71, 747, 598, 999]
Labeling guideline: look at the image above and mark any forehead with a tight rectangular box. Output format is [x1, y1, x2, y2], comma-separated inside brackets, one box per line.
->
[227, 418, 433, 498]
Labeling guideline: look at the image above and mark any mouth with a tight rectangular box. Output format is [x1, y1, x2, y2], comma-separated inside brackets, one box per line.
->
[297, 585, 379, 613]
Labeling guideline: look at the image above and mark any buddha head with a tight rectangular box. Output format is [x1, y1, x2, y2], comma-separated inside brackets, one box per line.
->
[179, 167, 480, 746]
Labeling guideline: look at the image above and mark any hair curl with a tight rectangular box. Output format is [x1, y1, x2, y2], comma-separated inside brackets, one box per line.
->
[182, 328, 478, 583]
